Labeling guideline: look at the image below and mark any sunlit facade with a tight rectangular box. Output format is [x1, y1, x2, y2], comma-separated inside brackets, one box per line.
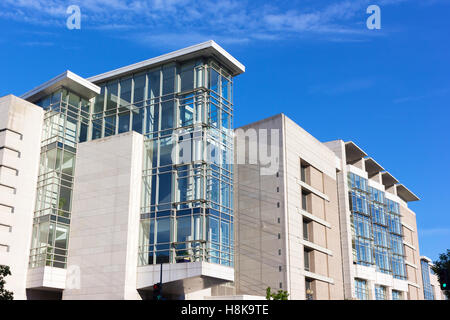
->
[25, 46, 237, 273]
[87, 59, 235, 267]
[0, 41, 245, 299]
[348, 172, 406, 279]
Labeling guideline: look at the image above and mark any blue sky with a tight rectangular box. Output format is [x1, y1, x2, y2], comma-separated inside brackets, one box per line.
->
[0, 0, 449, 261]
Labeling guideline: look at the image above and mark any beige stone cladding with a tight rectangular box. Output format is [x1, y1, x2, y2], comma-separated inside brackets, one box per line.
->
[63, 131, 143, 300]
[234, 114, 344, 300]
[0, 95, 44, 300]
[401, 204, 424, 299]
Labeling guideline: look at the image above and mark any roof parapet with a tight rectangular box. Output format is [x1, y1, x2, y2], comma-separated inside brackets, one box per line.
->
[365, 157, 385, 176]
[420, 256, 433, 263]
[381, 171, 399, 187]
[21, 70, 101, 103]
[87, 40, 245, 83]
[396, 184, 420, 202]
[345, 141, 367, 163]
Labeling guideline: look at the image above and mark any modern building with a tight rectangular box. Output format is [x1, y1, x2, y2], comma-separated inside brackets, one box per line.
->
[0, 42, 436, 300]
[420, 256, 447, 300]
[0, 41, 246, 299]
[325, 139, 422, 300]
[234, 114, 426, 300]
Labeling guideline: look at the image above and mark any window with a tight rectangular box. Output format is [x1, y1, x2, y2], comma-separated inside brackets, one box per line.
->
[355, 279, 368, 300]
[304, 249, 311, 271]
[118, 112, 130, 133]
[106, 81, 118, 110]
[148, 69, 160, 99]
[305, 278, 314, 300]
[355, 238, 373, 265]
[300, 164, 307, 183]
[392, 290, 403, 300]
[349, 173, 368, 192]
[303, 219, 310, 241]
[119, 77, 132, 106]
[180, 62, 195, 92]
[162, 65, 175, 95]
[133, 73, 146, 103]
[421, 260, 434, 300]
[375, 285, 387, 300]
[301, 191, 308, 211]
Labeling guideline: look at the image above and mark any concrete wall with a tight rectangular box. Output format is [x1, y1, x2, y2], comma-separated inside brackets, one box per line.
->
[0, 95, 43, 300]
[234, 115, 286, 297]
[63, 131, 143, 300]
[323, 140, 355, 299]
[400, 205, 424, 299]
[282, 116, 343, 300]
[234, 114, 344, 300]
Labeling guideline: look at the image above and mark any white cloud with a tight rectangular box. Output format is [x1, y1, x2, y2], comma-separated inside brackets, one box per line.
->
[0, 0, 415, 46]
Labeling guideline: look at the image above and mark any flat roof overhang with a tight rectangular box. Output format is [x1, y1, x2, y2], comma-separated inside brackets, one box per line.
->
[21, 70, 101, 103]
[365, 157, 385, 176]
[88, 40, 246, 84]
[396, 184, 420, 202]
[137, 262, 234, 296]
[382, 171, 399, 187]
[345, 141, 368, 163]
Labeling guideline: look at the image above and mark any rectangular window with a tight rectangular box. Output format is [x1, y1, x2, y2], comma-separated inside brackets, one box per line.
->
[375, 285, 387, 300]
[305, 278, 314, 300]
[300, 162, 308, 183]
[355, 279, 368, 300]
[303, 220, 309, 241]
[133, 73, 146, 103]
[301, 191, 308, 211]
[148, 70, 161, 99]
[106, 81, 118, 110]
[162, 66, 175, 95]
[132, 108, 144, 134]
[180, 62, 195, 92]
[118, 112, 130, 133]
[304, 249, 310, 271]
[119, 78, 132, 106]
[392, 290, 403, 300]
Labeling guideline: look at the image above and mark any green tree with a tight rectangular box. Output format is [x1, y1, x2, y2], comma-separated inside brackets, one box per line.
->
[265, 287, 289, 300]
[431, 249, 450, 299]
[0, 265, 14, 300]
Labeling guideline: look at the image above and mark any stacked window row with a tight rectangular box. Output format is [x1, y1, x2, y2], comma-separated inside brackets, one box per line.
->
[349, 173, 406, 279]
[30, 89, 87, 269]
[136, 59, 234, 267]
[90, 60, 232, 140]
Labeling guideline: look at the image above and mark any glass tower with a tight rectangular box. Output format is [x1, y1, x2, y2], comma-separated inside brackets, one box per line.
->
[28, 57, 235, 270]
[29, 89, 90, 268]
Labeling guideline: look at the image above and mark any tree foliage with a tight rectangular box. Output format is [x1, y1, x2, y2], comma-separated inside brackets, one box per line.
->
[0, 265, 14, 300]
[431, 249, 450, 299]
[266, 287, 289, 300]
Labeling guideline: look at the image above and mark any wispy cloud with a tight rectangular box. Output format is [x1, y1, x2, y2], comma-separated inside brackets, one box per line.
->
[0, 0, 414, 47]
[308, 78, 376, 95]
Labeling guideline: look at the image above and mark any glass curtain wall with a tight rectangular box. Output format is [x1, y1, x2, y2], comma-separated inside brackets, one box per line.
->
[89, 59, 234, 267]
[421, 260, 434, 300]
[29, 89, 90, 268]
[348, 173, 406, 279]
